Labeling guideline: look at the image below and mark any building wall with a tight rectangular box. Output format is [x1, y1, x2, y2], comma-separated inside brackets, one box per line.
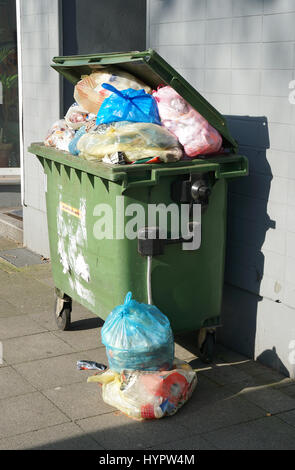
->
[147, 0, 295, 377]
[20, 0, 60, 257]
[21, 0, 147, 257]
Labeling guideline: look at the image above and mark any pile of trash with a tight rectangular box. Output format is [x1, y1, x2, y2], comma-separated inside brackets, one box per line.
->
[44, 67, 222, 164]
[84, 293, 197, 421]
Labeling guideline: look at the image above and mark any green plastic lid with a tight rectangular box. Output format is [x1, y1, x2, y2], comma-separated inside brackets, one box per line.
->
[51, 49, 237, 152]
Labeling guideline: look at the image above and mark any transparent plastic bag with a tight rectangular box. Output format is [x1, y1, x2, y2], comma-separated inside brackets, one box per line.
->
[96, 84, 161, 126]
[65, 103, 96, 130]
[74, 67, 152, 115]
[77, 121, 183, 163]
[101, 292, 175, 372]
[153, 86, 222, 157]
[88, 359, 197, 420]
[44, 119, 75, 152]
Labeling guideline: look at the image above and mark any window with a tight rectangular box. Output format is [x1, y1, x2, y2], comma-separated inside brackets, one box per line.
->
[0, 0, 19, 171]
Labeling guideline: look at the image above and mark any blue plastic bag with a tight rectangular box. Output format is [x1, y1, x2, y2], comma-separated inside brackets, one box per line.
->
[96, 83, 161, 126]
[68, 125, 86, 155]
[101, 292, 174, 372]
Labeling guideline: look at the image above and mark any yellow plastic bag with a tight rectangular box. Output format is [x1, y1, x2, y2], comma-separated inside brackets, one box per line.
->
[74, 67, 152, 115]
[77, 122, 183, 163]
[88, 360, 197, 420]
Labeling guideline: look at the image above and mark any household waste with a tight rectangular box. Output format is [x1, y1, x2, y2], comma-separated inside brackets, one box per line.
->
[44, 65, 223, 163]
[153, 85, 223, 157]
[88, 359, 197, 420]
[101, 292, 174, 372]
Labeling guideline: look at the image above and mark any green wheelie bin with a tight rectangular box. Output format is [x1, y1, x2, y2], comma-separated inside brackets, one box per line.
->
[29, 49, 248, 362]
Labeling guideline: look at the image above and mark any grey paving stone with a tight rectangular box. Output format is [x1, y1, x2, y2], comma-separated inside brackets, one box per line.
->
[0, 422, 103, 450]
[279, 383, 295, 399]
[203, 416, 295, 450]
[0, 392, 69, 439]
[215, 344, 252, 365]
[199, 363, 252, 386]
[0, 315, 46, 340]
[277, 409, 295, 428]
[77, 412, 192, 450]
[0, 297, 19, 318]
[3, 332, 75, 364]
[53, 321, 105, 351]
[0, 367, 35, 399]
[14, 348, 108, 390]
[172, 394, 265, 434]
[0, 237, 19, 251]
[233, 360, 288, 383]
[231, 386, 295, 415]
[149, 435, 217, 450]
[43, 381, 114, 420]
[29, 301, 100, 332]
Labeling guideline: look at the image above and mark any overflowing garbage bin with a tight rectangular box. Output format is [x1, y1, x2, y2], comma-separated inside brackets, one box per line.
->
[29, 49, 248, 362]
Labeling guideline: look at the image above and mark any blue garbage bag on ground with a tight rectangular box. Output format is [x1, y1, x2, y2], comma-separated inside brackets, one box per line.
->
[101, 292, 174, 372]
[96, 83, 161, 126]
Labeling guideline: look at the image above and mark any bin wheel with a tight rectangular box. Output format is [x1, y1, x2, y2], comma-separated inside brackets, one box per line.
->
[54, 295, 72, 331]
[197, 328, 215, 364]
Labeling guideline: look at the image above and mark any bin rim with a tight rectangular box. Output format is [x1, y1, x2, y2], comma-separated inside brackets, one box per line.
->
[50, 48, 238, 152]
[29, 142, 248, 192]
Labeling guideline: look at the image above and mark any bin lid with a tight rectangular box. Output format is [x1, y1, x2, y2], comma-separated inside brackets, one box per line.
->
[51, 49, 237, 152]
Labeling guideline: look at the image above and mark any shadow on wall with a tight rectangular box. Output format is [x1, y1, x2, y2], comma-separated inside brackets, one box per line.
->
[217, 115, 289, 376]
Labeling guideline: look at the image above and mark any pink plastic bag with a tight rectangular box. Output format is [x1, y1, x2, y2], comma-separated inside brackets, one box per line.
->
[153, 86, 222, 157]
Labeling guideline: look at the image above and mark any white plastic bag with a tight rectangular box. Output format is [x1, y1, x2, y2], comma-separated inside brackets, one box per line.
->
[65, 103, 96, 130]
[44, 120, 75, 152]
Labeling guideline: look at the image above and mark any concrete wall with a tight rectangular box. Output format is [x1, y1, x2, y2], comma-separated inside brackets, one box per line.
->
[147, 0, 295, 377]
[20, 0, 60, 257]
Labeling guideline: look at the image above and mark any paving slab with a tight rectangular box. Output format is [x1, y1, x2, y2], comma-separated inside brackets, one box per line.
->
[0, 315, 46, 340]
[172, 393, 266, 434]
[0, 391, 69, 439]
[43, 381, 114, 421]
[0, 275, 54, 316]
[0, 367, 35, 399]
[53, 321, 105, 351]
[0, 422, 103, 450]
[29, 301, 99, 332]
[203, 416, 295, 450]
[13, 348, 108, 390]
[77, 412, 192, 450]
[0, 297, 18, 318]
[0, 248, 47, 267]
[277, 409, 295, 428]
[3, 332, 75, 364]
[149, 435, 217, 450]
[214, 344, 252, 365]
[199, 363, 253, 386]
[228, 385, 295, 415]
[233, 360, 289, 383]
[0, 237, 19, 251]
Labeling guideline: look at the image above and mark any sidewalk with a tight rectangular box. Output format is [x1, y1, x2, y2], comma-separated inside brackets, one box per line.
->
[0, 235, 295, 450]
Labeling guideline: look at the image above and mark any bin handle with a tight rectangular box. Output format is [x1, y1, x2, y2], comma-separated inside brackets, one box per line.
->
[119, 156, 248, 192]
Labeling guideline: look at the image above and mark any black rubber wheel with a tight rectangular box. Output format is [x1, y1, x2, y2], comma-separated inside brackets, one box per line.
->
[198, 331, 215, 364]
[54, 297, 72, 331]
